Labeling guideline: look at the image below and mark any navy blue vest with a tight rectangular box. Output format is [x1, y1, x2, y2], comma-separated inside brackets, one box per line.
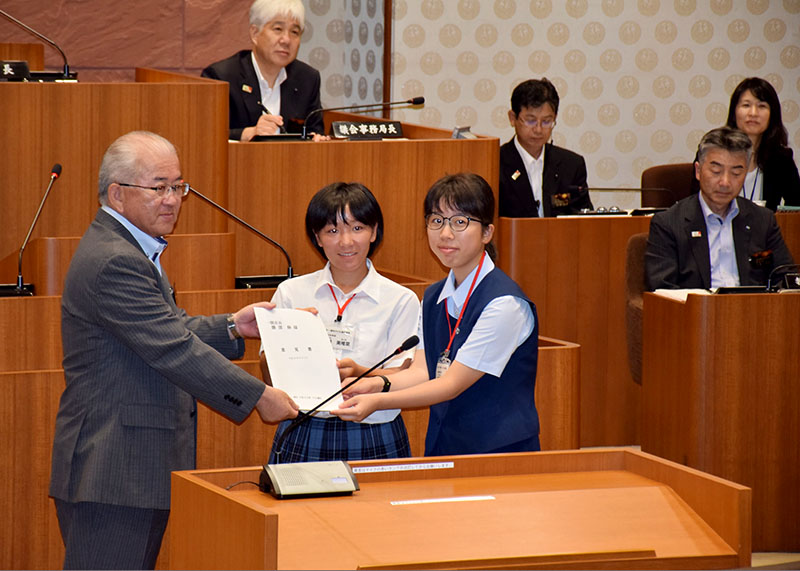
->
[422, 267, 539, 456]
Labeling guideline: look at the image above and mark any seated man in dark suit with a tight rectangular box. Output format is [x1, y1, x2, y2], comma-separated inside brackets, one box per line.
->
[646, 126, 794, 290]
[201, 0, 325, 141]
[49, 131, 299, 569]
[499, 78, 593, 217]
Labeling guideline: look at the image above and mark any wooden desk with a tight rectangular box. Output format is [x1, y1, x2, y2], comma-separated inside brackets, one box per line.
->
[641, 291, 800, 551]
[170, 449, 750, 570]
[497, 216, 652, 447]
[227, 114, 499, 281]
[0, 42, 44, 69]
[497, 212, 800, 448]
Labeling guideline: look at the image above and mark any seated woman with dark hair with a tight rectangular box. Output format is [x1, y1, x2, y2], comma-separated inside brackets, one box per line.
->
[691, 77, 800, 211]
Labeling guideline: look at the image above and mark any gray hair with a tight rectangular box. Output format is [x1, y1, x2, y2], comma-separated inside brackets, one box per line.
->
[696, 126, 753, 166]
[98, 131, 177, 206]
[249, 0, 305, 32]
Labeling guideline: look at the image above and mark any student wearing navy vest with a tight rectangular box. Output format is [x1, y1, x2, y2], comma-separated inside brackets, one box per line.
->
[332, 173, 540, 455]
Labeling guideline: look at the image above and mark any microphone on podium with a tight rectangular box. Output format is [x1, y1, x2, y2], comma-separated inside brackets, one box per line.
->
[271, 335, 420, 462]
[187, 186, 293, 288]
[0, 10, 77, 81]
[766, 264, 800, 292]
[302, 97, 425, 139]
[1, 163, 62, 297]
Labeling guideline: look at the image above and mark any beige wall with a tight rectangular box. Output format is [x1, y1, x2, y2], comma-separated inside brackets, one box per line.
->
[389, 0, 800, 208]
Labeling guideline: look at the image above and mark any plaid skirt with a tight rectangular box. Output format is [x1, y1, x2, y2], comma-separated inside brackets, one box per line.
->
[268, 414, 411, 464]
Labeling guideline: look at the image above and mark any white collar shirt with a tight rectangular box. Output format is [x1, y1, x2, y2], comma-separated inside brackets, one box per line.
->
[418, 254, 535, 379]
[698, 194, 740, 288]
[270, 259, 420, 423]
[251, 51, 286, 117]
[514, 136, 545, 218]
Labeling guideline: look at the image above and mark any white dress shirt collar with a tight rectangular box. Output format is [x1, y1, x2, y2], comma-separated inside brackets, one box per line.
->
[251, 51, 286, 114]
[312, 258, 381, 305]
[513, 137, 545, 217]
[437, 254, 496, 315]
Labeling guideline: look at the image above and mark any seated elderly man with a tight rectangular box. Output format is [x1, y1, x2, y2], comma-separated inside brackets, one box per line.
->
[202, 0, 325, 141]
[645, 125, 794, 290]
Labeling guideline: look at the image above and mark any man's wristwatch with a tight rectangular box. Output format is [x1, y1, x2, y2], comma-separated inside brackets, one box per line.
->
[226, 314, 242, 339]
[378, 374, 391, 393]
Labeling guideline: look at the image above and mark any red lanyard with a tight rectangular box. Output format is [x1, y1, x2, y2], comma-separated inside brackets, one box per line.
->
[328, 284, 356, 322]
[443, 251, 486, 356]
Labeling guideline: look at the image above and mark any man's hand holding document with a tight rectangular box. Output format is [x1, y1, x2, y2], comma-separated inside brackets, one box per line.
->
[254, 307, 343, 412]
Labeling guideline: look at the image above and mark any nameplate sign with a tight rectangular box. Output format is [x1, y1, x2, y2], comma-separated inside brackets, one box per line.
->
[331, 120, 404, 140]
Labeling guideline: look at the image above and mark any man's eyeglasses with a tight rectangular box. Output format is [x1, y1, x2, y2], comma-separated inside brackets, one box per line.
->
[516, 116, 555, 129]
[425, 214, 480, 232]
[117, 182, 190, 197]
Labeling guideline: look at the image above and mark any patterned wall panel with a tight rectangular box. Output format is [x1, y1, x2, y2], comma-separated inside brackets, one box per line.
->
[305, 0, 384, 108]
[390, 0, 800, 208]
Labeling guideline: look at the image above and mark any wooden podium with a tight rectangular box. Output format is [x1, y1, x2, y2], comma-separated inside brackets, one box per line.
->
[170, 449, 750, 570]
[641, 291, 800, 551]
[226, 111, 499, 281]
[497, 216, 652, 447]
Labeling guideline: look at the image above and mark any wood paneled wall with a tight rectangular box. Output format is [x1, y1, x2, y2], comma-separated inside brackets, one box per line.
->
[0, 78, 229, 266]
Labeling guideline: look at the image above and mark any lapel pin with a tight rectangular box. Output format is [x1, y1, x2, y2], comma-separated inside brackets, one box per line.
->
[242, 84, 253, 93]
[691, 230, 702, 238]
[511, 170, 520, 181]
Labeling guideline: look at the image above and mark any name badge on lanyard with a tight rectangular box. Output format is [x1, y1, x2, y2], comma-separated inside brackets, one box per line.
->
[436, 352, 451, 378]
[437, 251, 486, 380]
[326, 323, 356, 351]
[327, 284, 357, 351]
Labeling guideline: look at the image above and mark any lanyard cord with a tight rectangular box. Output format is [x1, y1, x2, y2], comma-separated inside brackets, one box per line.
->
[443, 251, 486, 357]
[743, 167, 759, 201]
[328, 284, 356, 322]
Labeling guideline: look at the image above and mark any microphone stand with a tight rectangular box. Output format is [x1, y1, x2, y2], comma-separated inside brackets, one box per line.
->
[766, 264, 800, 292]
[302, 97, 424, 140]
[188, 186, 293, 288]
[0, 9, 76, 80]
[1, 165, 62, 297]
[272, 336, 419, 462]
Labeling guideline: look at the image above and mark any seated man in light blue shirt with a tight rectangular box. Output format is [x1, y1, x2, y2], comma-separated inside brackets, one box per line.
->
[645, 126, 794, 290]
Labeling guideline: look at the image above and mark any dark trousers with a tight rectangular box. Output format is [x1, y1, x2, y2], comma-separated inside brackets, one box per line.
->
[55, 499, 170, 570]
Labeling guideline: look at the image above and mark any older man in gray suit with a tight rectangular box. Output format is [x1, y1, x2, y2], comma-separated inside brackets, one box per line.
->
[49, 131, 299, 569]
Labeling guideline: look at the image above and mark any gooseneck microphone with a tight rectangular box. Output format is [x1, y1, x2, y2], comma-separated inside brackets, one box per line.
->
[0, 10, 76, 80]
[0, 164, 62, 297]
[766, 263, 800, 292]
[188, 186, 293, 286]
[272, 335, 420, 462]
[302, 96, 425, 139]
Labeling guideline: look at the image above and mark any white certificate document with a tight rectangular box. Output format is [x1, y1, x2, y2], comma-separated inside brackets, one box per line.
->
[254, 307, 343, 411]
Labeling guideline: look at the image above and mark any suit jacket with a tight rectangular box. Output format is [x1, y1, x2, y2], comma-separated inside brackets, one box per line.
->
[689, 146, 800, 211]
[499, 139, 593, 217]
[645, 194, 795, 290]
[49, 210, 266, 510]
[202, 50, 323, 140]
